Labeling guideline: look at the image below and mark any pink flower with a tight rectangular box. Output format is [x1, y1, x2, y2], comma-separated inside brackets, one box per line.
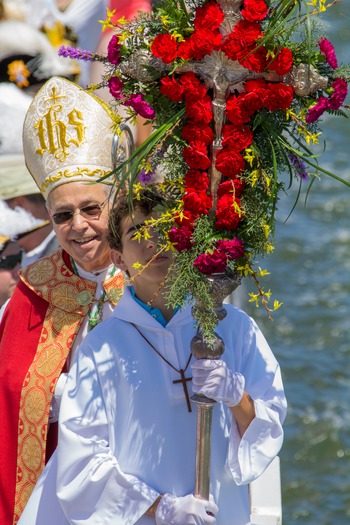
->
[108, 76, 124, 100]
[168, 226, 193, 251]
[124, 94, 155, 119]
[305, 96, 330, 123]
[319, 37, 338, 70]
[216, 238, 245, 260]
[328, 78, 348, 110]
[194, 249, 227, 274]
[107, 35, 121, 65]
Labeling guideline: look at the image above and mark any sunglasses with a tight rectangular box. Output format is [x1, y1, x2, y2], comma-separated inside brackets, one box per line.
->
[0, 252, 22, 270]
[51, 200, 108, 225]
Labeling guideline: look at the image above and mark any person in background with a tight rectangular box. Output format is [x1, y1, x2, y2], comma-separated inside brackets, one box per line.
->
[0, 237, 21, 308]
[2, 0, 107, 87]
[19, 188, 287, 525]
[0, 155, 60, 268]
[0, 198, 50, 311]
[0, 76, 124, 525]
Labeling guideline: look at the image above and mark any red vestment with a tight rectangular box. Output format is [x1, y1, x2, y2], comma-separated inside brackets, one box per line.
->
[0, 249, 124, 525]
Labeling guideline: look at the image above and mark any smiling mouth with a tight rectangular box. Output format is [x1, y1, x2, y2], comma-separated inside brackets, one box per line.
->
[73, 236, 97, 245]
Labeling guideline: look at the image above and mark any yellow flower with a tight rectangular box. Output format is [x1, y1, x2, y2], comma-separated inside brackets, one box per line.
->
[7, 60, 30, 88]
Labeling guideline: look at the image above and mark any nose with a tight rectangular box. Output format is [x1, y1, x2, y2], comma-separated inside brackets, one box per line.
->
[71, 211, 89, 231]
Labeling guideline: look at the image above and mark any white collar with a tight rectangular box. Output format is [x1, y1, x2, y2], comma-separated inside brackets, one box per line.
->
[74, 262, 117, 284]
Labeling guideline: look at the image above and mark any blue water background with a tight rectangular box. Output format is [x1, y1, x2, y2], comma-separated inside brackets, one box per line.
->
[243, 4, 350, 523]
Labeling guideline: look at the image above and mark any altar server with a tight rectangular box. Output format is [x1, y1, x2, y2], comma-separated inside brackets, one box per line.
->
[19, 189, 286, 525]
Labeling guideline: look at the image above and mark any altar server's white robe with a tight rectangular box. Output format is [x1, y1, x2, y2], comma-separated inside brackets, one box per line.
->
[19, 286, 287, 525]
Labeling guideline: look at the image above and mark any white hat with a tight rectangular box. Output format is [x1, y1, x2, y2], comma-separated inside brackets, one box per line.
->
[0, 83, 33, 154]
[23, 76, 117, 199]
[0, 199, 43, 238]
[0, 154, 40, 199]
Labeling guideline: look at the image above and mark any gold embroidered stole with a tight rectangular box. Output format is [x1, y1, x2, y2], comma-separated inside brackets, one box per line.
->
[13, 250, 124, 523]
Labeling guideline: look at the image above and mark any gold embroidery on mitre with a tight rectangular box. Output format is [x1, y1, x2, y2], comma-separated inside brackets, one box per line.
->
[40, 168, 111, 194]
[34, 86, 86, 162]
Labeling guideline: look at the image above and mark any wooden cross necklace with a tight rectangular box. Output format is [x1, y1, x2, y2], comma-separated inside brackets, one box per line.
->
[131, 323, 193, 413]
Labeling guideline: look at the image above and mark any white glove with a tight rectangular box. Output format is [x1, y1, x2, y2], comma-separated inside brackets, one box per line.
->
[191, 359, 245, 407]
[155, 493, 218, 525]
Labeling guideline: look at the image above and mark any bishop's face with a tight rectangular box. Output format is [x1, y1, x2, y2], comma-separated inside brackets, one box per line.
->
[47, 182, 112, 273]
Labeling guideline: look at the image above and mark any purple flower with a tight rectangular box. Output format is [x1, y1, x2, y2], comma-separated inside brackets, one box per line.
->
[289, 153, 309, 180]
[58, 45, 94, 62]
[318, 37, 338, 70]
[305, 96, 329, 123]
[139, 169, 154, 184]
[328, 78, 348, 110]
[108, 76, 124, 100]
[124, 94, 155, 120]
[107, 35, 121, 65]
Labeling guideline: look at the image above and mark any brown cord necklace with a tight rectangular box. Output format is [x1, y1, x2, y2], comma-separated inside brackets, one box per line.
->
[131, 323, 193, 413]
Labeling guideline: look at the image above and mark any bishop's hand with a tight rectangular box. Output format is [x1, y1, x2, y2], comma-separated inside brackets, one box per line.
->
[155, 493, 218, 525]
[191, 359, 245, 407]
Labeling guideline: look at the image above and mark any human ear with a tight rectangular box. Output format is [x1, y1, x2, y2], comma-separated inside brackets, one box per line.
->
[110, 248, 128, 272]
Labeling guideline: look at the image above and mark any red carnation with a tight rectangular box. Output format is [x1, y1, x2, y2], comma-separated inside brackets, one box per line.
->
[168, 226, 193, 252]
[244, 78, 268, 101]
[188, 28, 222, 60]
[107, 34, 121, 65]
[177, 38, 193, 61]
[217, 179, 246, 199]
[194, 250, 227, 274]
[262, 83, 294, 111]
[244, 78, 267, 92]
[222, 124, 253, 151]
[184, 170, 210, 192]
[183, 190, 212, 216]
[268, 47, 293, 76]
[226, 92, 262, 125]
[216, 238, 245, 260]
[240, 45, 268, 73]
[241, 0, 268, 22]
[233, 20, 264, 44]
[174, 210, 197, 228]
[222, 21, 264, 61]
[185, 95, 213, 124]
[215, 195, 243, 231]
[216, 149, 246, 178]
[151, 33, 177, 64]
[180, 73, 208, 102]
[183, 141, 211, 170]
[160, 76, 184, 102]
[182, 123, 214, 146]
[194, 1, 224, 31]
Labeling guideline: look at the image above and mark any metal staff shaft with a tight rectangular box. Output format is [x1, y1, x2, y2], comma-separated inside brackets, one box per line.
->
[190, 272, 242, 500]
[192, 394, 216, 500]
